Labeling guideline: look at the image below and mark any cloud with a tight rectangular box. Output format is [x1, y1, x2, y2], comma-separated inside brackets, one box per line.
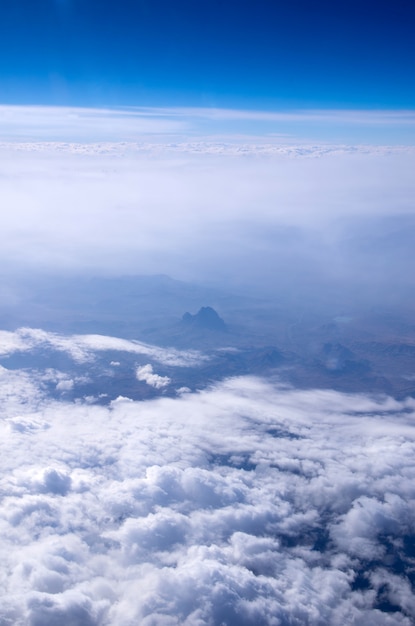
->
[0, 365, 45, 415]
[147, 105, 415, 126]
[56, 378, 74, 391]
[1, 105, 415, 144]
[136, 364, 171, 389]
[0, 124, 414, 303]
[0, 104, 413, 308]
[0, 369, 414, 624]
[1, 140, 414, 158]
[0, 105, 187, 142]
[0, 327, 205, 366]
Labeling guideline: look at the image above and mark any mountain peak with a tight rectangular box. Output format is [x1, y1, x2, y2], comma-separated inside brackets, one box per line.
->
[182, 306, 227, 332]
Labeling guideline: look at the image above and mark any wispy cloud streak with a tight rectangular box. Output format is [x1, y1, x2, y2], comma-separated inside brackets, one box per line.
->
[0, 328, 205, 366]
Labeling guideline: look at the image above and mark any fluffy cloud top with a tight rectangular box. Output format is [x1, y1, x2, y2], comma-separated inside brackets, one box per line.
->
[0, 368, 415, 625]
[136, 364, 171, 389]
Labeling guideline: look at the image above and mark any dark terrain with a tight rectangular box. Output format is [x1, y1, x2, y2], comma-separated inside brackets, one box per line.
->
[1, 273, 415, 402]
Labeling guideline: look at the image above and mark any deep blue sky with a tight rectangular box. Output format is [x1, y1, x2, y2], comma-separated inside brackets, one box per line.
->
[1, 0, 415, 109]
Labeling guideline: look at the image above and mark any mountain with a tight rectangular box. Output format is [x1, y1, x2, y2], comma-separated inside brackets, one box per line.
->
[1, 273, 415, 397]
[182, 306, 227, 332]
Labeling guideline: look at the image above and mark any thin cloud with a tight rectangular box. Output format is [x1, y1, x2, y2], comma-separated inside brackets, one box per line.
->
[0, 328, 205, 366]
[1, 105, 415, 144]
[0, 105, 187, 142]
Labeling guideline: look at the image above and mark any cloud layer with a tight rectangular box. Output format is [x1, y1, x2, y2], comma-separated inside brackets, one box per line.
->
[0, 127, 414, 301]
[1, 367, 415, 625]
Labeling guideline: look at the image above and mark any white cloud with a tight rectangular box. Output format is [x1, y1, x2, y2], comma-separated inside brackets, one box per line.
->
[144, 105, 415, 126]
[136, 364, 171, 389]
[0, 105, 187, 142]
[0, 104, 414, 293]
[56, 379, 74, 391]
[0, 371, 414, 624]
[0, 102, 415, 624]
[1, 104, 415, 143]
[0, 327, 205, 366]
[1, 139, 413, 157]
[0, 139, 413, 295]
[0, 365, 45, 415]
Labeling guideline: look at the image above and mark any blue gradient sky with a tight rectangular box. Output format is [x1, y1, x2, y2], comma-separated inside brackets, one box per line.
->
[1, 0, 415, 109]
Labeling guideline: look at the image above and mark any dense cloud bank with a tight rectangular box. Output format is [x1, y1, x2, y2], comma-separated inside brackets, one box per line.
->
[0, 112, 414, 300]
[1, 369, 415, 625]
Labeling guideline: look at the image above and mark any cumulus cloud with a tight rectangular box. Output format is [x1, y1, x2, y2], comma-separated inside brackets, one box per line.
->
[0, 369, 414, 624]
[56, 378, 74, 391]
[136, 364, 171, 389]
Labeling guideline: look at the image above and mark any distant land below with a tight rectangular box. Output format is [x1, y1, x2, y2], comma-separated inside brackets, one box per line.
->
[1, 272, 415, 399]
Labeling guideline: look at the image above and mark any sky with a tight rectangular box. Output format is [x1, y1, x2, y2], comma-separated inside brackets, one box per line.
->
[0, 1, 414, 306]
[2, 4, 415, 625]
[1, 0, 415, 110]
